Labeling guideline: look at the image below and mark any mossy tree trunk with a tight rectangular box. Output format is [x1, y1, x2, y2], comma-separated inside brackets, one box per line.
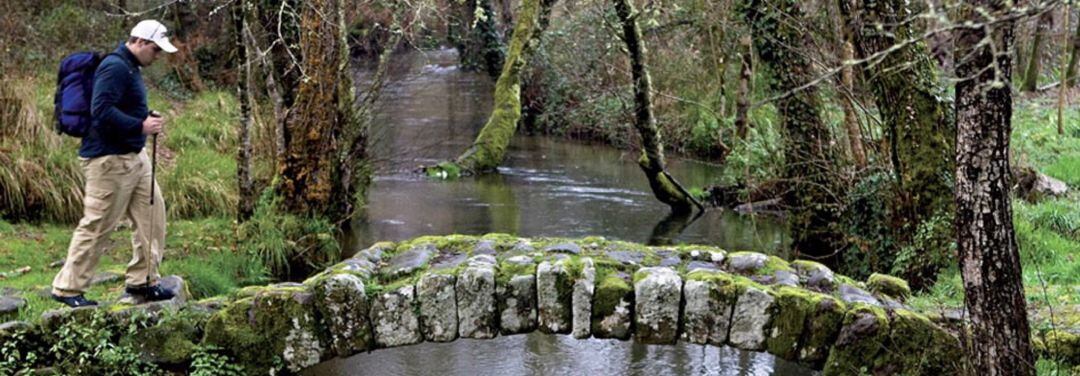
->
[233, 0, 255, 221]
[1066, 11, 1080, 88]
[442, 0, 557, 175]
[841, 0, 955, 288]
[276, 0, 366, 222]
[733, 35, 753, 141]
[613, 0, 702, 214]
[1021, 11, 1052, 92]
[955, 1, 1036, 374]
[743, 0, 844, 259]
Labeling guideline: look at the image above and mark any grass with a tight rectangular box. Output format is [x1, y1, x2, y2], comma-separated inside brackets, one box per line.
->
[0, 217, 266, 322]
[0, 73, 241, 223]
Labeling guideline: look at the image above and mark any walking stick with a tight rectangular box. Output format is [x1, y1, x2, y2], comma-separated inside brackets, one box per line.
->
[148, 112, 160, 288]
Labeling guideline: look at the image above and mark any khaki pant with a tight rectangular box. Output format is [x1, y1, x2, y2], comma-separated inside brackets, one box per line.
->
[52, 150, 165, 296]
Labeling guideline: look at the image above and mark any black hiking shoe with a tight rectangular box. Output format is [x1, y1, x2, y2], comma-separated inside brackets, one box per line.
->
[51, 294, 98, 308]
[125, 284, 175, 302]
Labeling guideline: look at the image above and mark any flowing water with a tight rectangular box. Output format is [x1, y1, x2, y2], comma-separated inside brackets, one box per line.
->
[305, 48, 815, 376]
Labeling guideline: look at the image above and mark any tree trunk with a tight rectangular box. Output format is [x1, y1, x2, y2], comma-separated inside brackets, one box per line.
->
[841, 0, 955, 288]
[277, 0, 354, 219]
[1066, 10, 1080, 88]
[1022, 11, 1052, 92]
[440, 0, 557, 175]
[743, 0, 844, 259]
[613, 0, 702, 214]
[733, 35, 753, 141]
[452, 0, 505, 78]
[839, 40, 867, 168]
[234, 0, 255, 221]
[955, 1, 1036, 374]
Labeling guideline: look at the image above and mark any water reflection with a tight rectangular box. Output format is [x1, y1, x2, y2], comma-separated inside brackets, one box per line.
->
[331, 48, 809, 376]
[305, 333, 816, 376]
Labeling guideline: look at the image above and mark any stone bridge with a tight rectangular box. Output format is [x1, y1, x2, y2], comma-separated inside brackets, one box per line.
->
[2, 234, 963, 375]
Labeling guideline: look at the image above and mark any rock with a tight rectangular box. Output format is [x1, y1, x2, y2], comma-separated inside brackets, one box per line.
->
[866, 273, 911, 302]
[792, 260, 836, 292]
[49, 259, 65, 268]
[571, 258, 595, 339]
[91, 271, 121, 285]
[370, 285, 422, 348]
[604, 248, 646, 266]
[117, 275, 190, 305]
[0, 296, 25, 320]
[202, 286, 325, 375]
[766, 287, 816, 361]
[727, 252, 768, 274]
[874, 309, 964, 375]
[417, 273, 457, 342]
[473, 240, 497, 256]
[1033, 173, 1068, 197]
[1016, 165, 1069, 201]
[456, 258, 497, 338]
[358, 242, 394, 263]
[592, 272, 633, 340]
[537, 260, 573, 334]
[381, 243, 436, 278]
[338, 258, 377, 278]
[798, 294, 846, 366]
[656, 249, 682, 267]
[824, 305, 890, 375]
[311, 273, 373, 357]
[682, 271, 737, 346]
[543, 242, 582, 255]
[773, 270, 799, 287]
[687, 261, 719, 272]
[728, 285, 775, 351]
[497, 274, 537, 335]
[633, 267, 681, 344]
[124, 307, 209, 365]
[506, 241, 535, 256]
[429, 253, 467, 271]
[839, 284, 881, 306]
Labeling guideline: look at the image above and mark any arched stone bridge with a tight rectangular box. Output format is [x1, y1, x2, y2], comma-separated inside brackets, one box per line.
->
[6, 234, 963, 375]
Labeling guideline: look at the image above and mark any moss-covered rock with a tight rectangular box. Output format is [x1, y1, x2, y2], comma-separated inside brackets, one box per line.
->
[591, 270, 633, 340]
[797, 293, 846, 366]
[766, 286, 816, 361]
[1033, 330, 1080, 366]
[792, 259, 837, 292]
[202, 286, 327, 375]
[872, 309, 963, 375]
[571, 258, 596, 339]
[866, 273, 911, 302]
[370, 284, 422, 348]
[683, 270, 741, 345]
[120, 307, 209, 365]
[823, 304, 890, 376]
[633, 267, 681, 344]
[728, 284, 776, 351]
[417, 273, 458, 342]
[497, 256, 537, 334]
[456, 256, 498, 339]
[311, 272, 373, 357]
[537, 259, 573, 334]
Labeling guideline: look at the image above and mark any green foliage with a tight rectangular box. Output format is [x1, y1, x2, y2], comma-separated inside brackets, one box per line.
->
[238, 190, 341, 279]
[839, 170, 896, 278]
[47, 310, 161, 375]
[190, 345, 245, 376]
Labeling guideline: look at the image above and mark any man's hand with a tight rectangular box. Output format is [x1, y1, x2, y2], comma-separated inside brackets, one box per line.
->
[142, 115, 164, 135]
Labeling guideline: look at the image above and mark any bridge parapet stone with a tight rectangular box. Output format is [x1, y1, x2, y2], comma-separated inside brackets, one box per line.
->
[537, 259, 573, 334]
[683, 270, 738, 346]
[633, 267, 682, 344]
[417, 273, 458, 342]
[496, 255, 538, 334]
[457, 255, 498, 338]
[729, 284, 777, 351]
[591, 270, 633, 339]
[571, 258, 596, 339]
[370, 284, 421, 348]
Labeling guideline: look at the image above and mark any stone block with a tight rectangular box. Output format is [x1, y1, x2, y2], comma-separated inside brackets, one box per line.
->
[633, 267, 681, 344]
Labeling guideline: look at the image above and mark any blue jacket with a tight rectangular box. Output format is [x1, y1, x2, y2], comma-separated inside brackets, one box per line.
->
[78, 43, 148, 158]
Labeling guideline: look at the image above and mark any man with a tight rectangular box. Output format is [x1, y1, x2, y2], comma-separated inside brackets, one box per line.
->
[51, 20, 179, 307]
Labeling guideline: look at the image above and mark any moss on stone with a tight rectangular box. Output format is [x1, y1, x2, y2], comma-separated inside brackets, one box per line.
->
[496, 260, 536, 286]
[798, 293, 846, 366]
[761, 255, 794, 274]
[872, 309, 962, 375]
[592, 271, 632, 320]
[131, 308, 209, 365]
[823, 304, 890, 376]
[866, 273, 911, 301]
[766, 286, 817, 361]
[1034, 330, 1080, 366]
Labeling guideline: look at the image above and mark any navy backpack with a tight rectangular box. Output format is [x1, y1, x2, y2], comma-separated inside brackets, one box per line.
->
[53, 52, 115, 137]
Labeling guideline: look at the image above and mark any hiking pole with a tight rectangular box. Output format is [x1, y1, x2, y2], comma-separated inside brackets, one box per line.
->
[149, 111, 160, 206]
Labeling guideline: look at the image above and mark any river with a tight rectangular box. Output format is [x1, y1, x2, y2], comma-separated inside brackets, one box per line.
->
[304, 48, 814, 376]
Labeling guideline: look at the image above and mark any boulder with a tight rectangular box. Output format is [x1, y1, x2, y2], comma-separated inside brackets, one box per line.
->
[866, 273, 911, 302]
[823, 305, 890, 375]
[370, 285, 422, 348]
[417, 273, 457, 342]
[633, 267, 681, 344]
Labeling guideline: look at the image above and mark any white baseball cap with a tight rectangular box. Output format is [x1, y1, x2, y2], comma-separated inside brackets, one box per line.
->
[130, 20, 177, 53]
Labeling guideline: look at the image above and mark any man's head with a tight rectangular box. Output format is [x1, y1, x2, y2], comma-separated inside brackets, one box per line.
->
[126, 20, 177, 66]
